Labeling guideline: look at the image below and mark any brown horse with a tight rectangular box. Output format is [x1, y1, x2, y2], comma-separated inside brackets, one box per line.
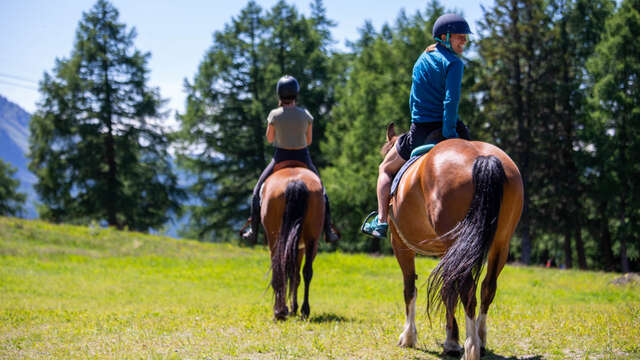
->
[383, 124, 523, 359]
[261, 161, 325, 320]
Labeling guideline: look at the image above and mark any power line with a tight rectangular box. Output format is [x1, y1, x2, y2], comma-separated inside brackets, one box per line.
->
[0, 73, 39, 85]
[0, 80, 39, 91]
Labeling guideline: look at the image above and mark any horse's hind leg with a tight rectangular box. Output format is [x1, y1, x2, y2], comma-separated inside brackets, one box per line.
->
[443, 300, 462, 355]
[459, 274, 481, 360]
[272, 261, 289, 321]
[301, 241, 316, 319]
[478, 246, 508, 351]
[391, 231, 418, 347]
[289, 248, 304, 316]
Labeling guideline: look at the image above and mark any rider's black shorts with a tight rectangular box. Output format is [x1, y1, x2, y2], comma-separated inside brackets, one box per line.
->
[395, 120, 471, 161]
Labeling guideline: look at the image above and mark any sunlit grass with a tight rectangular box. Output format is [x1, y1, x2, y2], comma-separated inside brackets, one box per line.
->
[1, 217, 638, 359]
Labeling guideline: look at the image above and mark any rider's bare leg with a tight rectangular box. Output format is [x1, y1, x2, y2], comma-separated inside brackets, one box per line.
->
[377, 145, 406, 223]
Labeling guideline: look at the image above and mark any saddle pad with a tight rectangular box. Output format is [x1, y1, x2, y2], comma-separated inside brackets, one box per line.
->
[390, 144, 435, 197]
[410, 144, 435, 158]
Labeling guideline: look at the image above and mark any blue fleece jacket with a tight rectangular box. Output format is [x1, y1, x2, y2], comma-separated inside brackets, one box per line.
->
[409, 44, 464, 138]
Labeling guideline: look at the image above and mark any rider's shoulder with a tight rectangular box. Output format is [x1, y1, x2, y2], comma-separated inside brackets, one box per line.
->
[298, 107, 314, 121]
[269, 107, 285, 116]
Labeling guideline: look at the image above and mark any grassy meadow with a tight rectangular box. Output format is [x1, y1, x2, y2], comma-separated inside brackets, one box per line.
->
[1, 216, 639, 359]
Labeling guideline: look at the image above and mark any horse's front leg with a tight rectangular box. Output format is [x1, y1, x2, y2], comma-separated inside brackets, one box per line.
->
[478, 246, 508, 352]
[391, 231, 418, 347]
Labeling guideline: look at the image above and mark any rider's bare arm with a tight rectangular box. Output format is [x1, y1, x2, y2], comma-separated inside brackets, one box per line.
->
[266, 123, 275, 143]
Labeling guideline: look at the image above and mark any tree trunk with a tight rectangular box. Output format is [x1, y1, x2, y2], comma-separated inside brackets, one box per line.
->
[575, 227, 586, 269]
[619, 200, 629, 273]
[100, 15, 120, 230]
[519, 200, 532, 264]
[598, 200, 615, 271]
[509, 0, 532, 265]
[563, 229, 572, 269]
[619, 115, 630, 273]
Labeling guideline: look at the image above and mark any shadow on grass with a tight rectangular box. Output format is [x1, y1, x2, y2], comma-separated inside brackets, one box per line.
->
[415, 346, 544, 360]
[308, 312, 353, 323]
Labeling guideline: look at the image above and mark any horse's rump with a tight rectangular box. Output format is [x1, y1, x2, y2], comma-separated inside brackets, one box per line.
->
[390, 139, 522, 254]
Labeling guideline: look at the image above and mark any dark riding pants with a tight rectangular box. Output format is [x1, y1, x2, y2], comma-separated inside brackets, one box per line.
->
[395, 120, 471, 161]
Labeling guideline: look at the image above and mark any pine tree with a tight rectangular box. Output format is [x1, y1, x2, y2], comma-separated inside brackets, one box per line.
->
[475, 0, 556, 264]
[545, 0, 614, 269]
[321, 1, 446, 251]
[0, 160, 26, 216]
[587, 0, 640, 272]
[29, 0, 183, 231]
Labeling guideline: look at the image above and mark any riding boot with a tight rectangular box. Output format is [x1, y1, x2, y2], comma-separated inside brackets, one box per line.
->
[241, 192, 261, 244]
[243, 159, 275, 244]
[323, 192, 340, 243]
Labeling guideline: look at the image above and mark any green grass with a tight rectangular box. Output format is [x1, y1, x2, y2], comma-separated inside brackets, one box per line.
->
[1, 217, 638, 359]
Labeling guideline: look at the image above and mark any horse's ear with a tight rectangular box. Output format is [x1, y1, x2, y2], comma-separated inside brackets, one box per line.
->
[386, 123, 396, 141]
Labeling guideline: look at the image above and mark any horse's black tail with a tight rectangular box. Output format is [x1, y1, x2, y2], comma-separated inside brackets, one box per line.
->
[272, 180, 308, 301]
[426, 155, 506, 317]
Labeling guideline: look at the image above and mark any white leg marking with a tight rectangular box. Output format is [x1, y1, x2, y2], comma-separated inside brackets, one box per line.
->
[476, 313, 487, 348]
[397, 290, 417, 347]
[463, 315, 481, 360]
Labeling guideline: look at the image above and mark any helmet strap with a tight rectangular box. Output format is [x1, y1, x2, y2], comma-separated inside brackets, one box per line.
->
[435, 32, 453, 51]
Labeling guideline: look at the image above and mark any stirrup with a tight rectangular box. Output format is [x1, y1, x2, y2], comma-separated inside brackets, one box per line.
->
[238, 217, 251, 237]
[361, 211, 388, 239]
[360, 211, 378, 234]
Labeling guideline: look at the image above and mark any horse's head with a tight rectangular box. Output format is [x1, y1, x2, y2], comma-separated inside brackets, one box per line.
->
[381, 123, 399, 157]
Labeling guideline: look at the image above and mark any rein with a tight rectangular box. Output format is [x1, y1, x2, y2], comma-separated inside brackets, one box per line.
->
[388, 201, 441, 257]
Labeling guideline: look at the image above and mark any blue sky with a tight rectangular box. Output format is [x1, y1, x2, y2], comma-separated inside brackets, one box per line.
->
[0, 0, 489, 118]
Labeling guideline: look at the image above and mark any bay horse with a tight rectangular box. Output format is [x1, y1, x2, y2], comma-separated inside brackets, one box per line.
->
[261, 161, 325, 320]
[384, 124, 523, 359]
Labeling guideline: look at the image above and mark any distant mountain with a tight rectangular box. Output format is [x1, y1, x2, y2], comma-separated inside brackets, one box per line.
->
[0, 95, 38, 218]
[0, 94, 193, 236]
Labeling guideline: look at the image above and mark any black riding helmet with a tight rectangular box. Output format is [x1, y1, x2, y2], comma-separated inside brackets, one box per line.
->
[432, 13, 472, 38]
[276, 75, 300, 100]
[432, 14, 472, 51]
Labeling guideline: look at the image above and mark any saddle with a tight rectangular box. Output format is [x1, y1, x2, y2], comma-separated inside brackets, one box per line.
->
[390, 144, 435, 197]
[273, 160, 308, 172]
[260, 160, 309, 206]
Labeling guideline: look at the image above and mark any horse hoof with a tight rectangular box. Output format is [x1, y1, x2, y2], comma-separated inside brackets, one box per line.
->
[397, 334, 416, 348]
[397, 339, 415, 348]
[274, 308, 288, 321]
[442, 341, 462, 356]
[301, 303, 310, 319]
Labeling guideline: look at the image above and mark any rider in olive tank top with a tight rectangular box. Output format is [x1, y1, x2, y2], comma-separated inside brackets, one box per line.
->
[241, 75, 340, 244]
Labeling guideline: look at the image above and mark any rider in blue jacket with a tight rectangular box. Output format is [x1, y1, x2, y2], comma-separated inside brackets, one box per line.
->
[362, 14, 472, 239]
